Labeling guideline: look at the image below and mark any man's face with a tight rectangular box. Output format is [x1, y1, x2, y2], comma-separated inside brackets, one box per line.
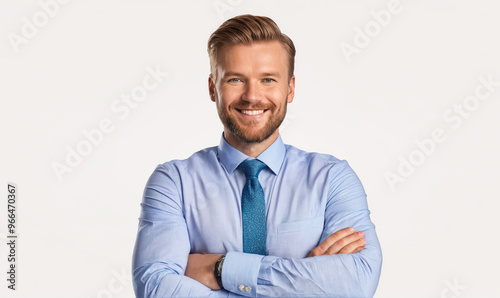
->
[209, 41, 295, 144]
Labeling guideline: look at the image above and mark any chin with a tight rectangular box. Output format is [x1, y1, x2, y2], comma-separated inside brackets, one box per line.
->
[237, 128, 276, 143]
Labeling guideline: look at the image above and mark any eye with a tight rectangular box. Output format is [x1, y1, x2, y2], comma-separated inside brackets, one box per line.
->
[263, 78, 275, 83]
[227, 78, 242, 83]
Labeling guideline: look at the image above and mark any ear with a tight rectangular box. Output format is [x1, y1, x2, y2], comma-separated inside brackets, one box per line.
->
[208, 75, 216, 102]
[287, 75, 295, 104]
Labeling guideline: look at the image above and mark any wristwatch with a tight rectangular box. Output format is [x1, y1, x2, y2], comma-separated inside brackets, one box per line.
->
[214, 254, 225, 289]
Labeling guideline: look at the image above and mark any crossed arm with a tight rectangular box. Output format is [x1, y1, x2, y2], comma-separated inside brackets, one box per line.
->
[185, 227, 366, 290]
[133, 208, 381, 297]
[133, 162, 382, 297]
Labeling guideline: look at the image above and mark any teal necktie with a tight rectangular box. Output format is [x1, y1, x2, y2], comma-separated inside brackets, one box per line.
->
[238, 159, 267, 255]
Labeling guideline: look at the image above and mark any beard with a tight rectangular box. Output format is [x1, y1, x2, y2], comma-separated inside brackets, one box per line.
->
[218, 101, 287, 143]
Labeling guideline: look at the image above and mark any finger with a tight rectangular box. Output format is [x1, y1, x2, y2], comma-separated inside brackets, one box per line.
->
[324, 231, 364, 255]
[352, 244, 365, 254]
[308, 227, 355, 257]
[338, 237, 366, 254]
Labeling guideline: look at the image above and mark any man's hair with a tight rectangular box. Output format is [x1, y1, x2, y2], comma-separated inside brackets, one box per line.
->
[207, 14, 296, 81]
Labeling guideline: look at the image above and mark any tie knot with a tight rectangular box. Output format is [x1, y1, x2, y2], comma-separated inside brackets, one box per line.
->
[238, 159, 266, 178]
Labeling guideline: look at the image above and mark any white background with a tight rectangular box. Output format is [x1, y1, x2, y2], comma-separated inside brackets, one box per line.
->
[1, 0, 499, 297]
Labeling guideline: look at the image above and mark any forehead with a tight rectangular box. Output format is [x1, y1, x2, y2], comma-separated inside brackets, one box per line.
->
[217, 41, 288, 75]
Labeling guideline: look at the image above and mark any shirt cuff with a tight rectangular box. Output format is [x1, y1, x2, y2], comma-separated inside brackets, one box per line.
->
[222, 251, 264, 297]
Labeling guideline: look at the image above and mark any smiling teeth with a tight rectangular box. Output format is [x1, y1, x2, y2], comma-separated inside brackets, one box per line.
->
[241, 110, 264, 115]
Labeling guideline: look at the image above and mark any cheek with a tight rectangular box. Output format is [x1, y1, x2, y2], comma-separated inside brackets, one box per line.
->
[216, 96, 233, 112]
[267, 88, 288, 104]
[219, 89, 242, 105]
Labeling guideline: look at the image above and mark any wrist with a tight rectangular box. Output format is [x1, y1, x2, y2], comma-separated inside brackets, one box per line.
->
[214, 254, 225, 289]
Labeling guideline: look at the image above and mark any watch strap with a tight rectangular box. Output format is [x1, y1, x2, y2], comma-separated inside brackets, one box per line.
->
[214, 254, 225, 289]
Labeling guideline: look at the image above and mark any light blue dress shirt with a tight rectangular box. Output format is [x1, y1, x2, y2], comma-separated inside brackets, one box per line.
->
[132, 134, 382, 297]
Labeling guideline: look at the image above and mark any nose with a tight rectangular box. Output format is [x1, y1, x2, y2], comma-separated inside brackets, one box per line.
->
[241, 80, 262, 103]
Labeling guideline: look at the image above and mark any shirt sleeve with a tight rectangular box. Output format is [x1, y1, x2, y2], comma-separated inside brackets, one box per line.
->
[221, 160, 383, 297]
[132, 164, 230, 298]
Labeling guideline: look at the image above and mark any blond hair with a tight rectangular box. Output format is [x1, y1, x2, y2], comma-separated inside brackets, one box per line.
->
[207, 14, 296, 80]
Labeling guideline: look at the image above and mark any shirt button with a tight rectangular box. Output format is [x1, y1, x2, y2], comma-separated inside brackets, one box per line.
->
[245, 286, 252, 292]
[238, 285, 245, 291]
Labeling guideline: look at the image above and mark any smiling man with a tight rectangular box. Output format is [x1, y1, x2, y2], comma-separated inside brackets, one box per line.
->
[132, 15, 382, 297]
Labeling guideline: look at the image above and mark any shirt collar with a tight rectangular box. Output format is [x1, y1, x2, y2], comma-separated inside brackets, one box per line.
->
[217, 133, 286, 175]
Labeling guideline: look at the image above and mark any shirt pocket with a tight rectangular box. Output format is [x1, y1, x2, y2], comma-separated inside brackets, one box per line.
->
[277, 216, 324, 233]
[271, 216, 324, 258]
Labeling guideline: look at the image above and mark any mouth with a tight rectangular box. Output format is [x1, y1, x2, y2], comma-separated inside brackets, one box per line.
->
[235, 109, 269, 117]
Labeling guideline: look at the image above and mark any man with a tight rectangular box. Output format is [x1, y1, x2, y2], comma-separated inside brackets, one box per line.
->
[132, 14, 382, 297]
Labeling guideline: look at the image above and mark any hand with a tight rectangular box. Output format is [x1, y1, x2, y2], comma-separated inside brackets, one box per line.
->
[185, 253, 223, 290]
[307, 227, 365, 257]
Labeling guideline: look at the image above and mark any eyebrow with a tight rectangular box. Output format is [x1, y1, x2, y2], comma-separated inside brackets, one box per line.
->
[222, 72, 280, 78]
[222, 72, 244, 78]
[261, 72, 280, 77]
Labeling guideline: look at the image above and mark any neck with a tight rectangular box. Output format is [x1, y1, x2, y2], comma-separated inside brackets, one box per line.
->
[224, 130, 279, 158]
